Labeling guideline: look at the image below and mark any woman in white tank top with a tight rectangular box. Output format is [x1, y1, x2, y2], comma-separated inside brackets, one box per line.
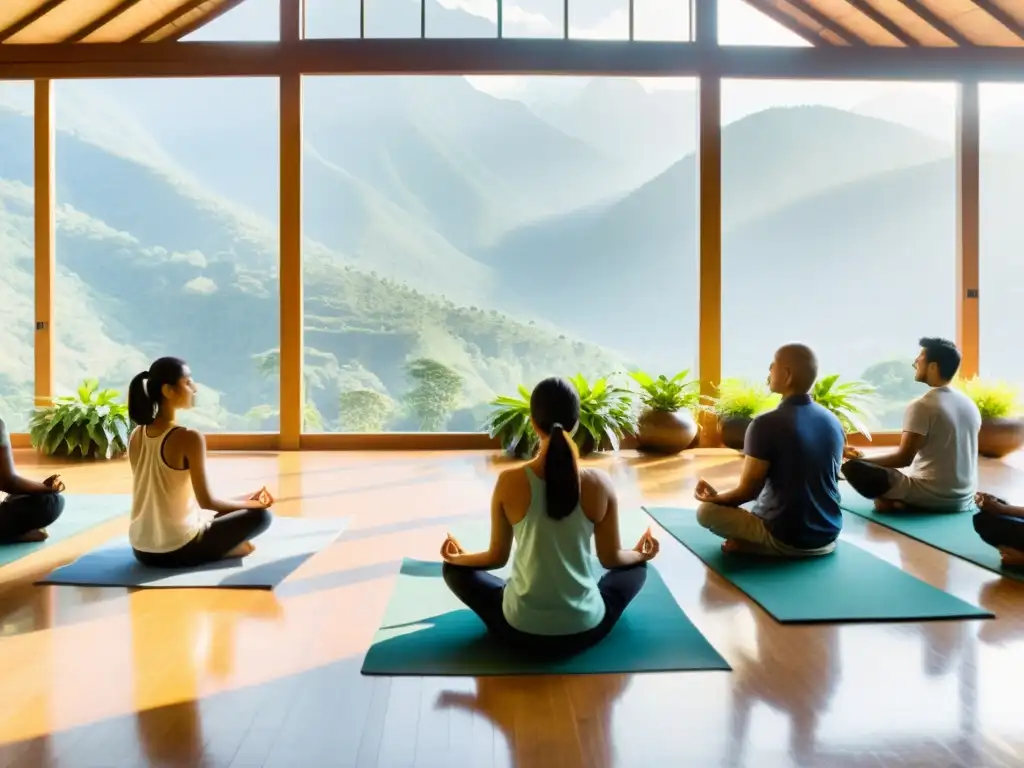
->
[127, 357, 273, 568]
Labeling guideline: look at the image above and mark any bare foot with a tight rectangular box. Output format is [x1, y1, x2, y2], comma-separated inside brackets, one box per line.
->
[223, 541, 256, 560]
[998, 547, 1024, 568]
[16, 529, 48, 543]
[873, 499, 905, 513]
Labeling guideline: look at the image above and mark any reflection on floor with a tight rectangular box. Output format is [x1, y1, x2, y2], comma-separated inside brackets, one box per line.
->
[0, 448, 1021, 767]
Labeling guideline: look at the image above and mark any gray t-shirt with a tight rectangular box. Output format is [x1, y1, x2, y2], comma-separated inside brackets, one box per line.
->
[903, 386, 981, 502]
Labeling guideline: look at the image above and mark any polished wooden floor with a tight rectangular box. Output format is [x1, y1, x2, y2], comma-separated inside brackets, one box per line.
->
[0, 448, 1022, 768]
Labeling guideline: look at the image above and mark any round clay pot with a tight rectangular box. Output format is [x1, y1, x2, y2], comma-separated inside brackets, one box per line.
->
[978, 417, 1024, 459]
[636, 409, 699, 455]
[578, 432, 613, 457]
[717, 415, 752, 452]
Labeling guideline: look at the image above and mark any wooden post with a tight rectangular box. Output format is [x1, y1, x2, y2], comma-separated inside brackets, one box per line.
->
[280, 0, 303, 449]
[956, 79, 980, 378]
[696, 0, 721, 443]
[34, 78, 54, 409]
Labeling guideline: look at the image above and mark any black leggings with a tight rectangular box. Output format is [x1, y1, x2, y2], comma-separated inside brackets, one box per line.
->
[974, 512, 1024, 554]
[0, 492, 65, 543]
[842, 459, 893, 499]
[442, 561, 647, 657]
[132, 507, 273, 569]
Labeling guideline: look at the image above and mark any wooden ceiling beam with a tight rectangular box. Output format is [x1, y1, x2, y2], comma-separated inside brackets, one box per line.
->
[840, 0, 922, 46]
[0, 0, 70, 43]
[62, 0, 147, 44]
[891, 0, 974, 46]
[164, 0, 248, 42]
[968, 0, 1024, 43]
[787, 0, 869, 45]
[126, 0, 208, 43]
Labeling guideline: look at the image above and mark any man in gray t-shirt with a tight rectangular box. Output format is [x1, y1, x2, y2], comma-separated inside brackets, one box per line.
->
[843, 337, 981, 512]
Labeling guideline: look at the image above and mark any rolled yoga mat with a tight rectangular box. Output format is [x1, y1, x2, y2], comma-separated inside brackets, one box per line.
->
[361, 509, 731, 677]
[644, 506, 993, 624]
[0, 494, 130, 569]
[839, 482, 1023, 582]
[36, 515, 348, 590]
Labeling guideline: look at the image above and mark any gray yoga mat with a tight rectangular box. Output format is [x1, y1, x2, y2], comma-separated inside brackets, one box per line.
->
[36, 516, 348, 589]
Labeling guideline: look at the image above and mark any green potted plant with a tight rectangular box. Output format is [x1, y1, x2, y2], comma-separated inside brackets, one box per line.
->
[712, 378, 779, 451]
[811, 374, 876, 441]
[955, 377, 1024, 458]
[628, 369, 702, 455]
[482, 385, 538, 459]
[28, 379, 131, 460]
[570, 373, 637, 457]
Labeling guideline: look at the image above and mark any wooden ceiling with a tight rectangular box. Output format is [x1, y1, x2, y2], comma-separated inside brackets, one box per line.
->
[0, 0, 245, 43]
[749, 0, 1024, 46]
[1, 0, 1023, 46]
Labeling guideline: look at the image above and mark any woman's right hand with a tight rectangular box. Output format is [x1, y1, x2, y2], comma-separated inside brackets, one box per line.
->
[248, 487, 274, 509]
[633, 528, 660, 561]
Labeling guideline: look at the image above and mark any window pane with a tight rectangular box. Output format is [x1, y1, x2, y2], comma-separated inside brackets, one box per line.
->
[718, 0, 813, 46]
[0, 82, 35, 432]
[180, 0, 280, 41]
[54, 79, 280, 433]
[722, 80, 957, 431]
[301, 75, 697, 433]
[980, 84, 1024, 395]
[634, 0, 692, 41]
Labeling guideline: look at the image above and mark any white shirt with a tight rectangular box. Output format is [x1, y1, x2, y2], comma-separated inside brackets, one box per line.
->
[903, 386, 981, 503]
[128, 426, 211, 553]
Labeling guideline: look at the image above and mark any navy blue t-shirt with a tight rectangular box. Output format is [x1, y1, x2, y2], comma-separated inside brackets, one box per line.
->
[744, 394, 845, 549]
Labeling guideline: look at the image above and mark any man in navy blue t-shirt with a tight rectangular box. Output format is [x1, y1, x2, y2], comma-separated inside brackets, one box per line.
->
[694, 343, 845, 556]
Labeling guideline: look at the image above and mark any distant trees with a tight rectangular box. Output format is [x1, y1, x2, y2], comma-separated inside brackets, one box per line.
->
[338, 389, 395, 432]
[402, 358, 463, 432]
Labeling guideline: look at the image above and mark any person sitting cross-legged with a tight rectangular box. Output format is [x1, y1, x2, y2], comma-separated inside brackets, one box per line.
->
[842, 337, 980, 513]
[694, 343, 845, 557]
[973, 492, 1024, 570]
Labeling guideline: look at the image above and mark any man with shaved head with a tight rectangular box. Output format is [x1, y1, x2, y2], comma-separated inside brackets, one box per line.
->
[694, 343, 846, 556]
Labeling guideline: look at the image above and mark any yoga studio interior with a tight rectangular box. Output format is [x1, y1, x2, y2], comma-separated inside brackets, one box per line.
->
[3, 0, 1024, 766]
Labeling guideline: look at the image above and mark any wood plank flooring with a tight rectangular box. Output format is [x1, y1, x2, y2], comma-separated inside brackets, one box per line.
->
[0, 448, 1021, 768]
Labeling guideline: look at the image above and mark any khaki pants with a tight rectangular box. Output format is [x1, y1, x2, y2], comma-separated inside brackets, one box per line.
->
[695, 502, 836, 557]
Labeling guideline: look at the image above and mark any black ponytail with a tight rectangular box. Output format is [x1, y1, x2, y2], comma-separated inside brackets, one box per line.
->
[544, 422, 581, 520]
[530, 377, 582, 521]
[128, 357, 188, 426]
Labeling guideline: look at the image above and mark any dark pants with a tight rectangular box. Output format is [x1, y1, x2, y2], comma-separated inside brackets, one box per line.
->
[441, 561, 647, 656]
[842, 459, 892, 499]
[133, 507, 273, 569]
[974, 512, 1024, 555]
[0, 492, 65, 543]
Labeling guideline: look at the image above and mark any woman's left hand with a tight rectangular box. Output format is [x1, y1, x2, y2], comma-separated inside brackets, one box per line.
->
[440, 533, 465, 563]
[43, 474, 65, 493]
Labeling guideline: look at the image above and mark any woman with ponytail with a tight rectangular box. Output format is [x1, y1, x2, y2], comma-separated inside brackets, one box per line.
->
[126, 357, 273, 568]
[439, 376, 658, 656]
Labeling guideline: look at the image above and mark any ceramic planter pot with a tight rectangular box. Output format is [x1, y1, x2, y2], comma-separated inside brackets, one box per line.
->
[717, 414, 752, 452]
[636, 409, 699, 455]
[978, 417, 1024, 459]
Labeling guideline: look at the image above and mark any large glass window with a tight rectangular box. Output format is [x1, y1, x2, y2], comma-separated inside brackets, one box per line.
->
[718, 0, 815, 46]
[301, 75, 697, 433]
[53, 79, 280, 433]
[980, 84, 1024, 396]
[722, 80, 957, 430]
[0, 82, 34, 432]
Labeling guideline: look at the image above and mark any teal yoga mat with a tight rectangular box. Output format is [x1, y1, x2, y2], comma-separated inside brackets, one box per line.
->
[644, 506, 992, 624]
[361, 510, 730, 676]
[839, 483, 1023, 582]
[36, 516, 348, 590]
[0, 494, 129, 568]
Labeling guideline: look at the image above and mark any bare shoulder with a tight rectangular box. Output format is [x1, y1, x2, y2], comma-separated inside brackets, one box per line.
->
[580, 467, 614, 519]
[496, 465, 529, 492]
[174, 427, 205, 452]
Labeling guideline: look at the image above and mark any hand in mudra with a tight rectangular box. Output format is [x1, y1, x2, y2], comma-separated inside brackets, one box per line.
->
[634, 528, 660, 561]
[250, 487, 274, 507]
[43, 474, 65, 493]
[843, 445, 864, 460]
[440, 533, 466, 563]
[694, 478, 717, 503]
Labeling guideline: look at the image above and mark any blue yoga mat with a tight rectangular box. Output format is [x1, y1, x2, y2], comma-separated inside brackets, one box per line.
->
[0, 494, 129, 568]
[362, 509, 731, 676]
[36, 516, 348, 590]
[645, 506, 992, 624]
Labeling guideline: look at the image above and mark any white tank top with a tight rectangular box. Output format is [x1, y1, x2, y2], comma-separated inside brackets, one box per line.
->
[128, 426, 210, 553]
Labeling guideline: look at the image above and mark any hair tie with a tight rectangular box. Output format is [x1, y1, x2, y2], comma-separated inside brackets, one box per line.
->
[551, 422, 563, 430]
